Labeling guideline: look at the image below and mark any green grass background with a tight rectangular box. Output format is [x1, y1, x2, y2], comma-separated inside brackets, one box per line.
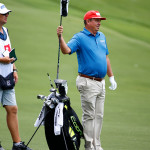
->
[0, 0, 150, 149]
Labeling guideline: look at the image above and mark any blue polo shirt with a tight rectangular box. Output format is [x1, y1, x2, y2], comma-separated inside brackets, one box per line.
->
[67, 28, 109, 78]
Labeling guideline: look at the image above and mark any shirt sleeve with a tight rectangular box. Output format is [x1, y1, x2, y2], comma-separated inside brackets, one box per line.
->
[67, 34, 80, 54]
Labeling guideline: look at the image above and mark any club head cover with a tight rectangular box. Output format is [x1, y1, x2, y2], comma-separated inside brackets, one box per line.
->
[60, 0, 69, 17]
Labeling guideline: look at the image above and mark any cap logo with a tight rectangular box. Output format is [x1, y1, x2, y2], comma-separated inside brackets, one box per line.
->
[0, 4, 6, 9]
[96, 13, 100, 16]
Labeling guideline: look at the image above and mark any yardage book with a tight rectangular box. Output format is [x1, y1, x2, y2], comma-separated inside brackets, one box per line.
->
[9, 48, 17, 64]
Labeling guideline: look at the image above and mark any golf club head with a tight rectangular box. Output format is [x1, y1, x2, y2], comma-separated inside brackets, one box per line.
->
[50, 88, 57, 93]
[54, 79, 68, 96]
[37, 95, 46, 100]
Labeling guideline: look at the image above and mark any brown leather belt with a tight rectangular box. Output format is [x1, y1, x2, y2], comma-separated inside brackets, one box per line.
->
[79, 74, 103, 82]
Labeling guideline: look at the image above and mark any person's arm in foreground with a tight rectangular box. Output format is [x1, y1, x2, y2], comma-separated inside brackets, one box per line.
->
[0, 56, 14, 64]
[57, 26, 71, 54]
[106, 55, 117, 90]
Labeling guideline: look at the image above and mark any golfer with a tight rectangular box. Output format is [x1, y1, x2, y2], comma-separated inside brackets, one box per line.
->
[57, 10, 117, 150]
[0, 3, 32, 150]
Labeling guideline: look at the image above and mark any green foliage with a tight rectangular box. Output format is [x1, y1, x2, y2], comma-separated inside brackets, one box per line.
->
[0, 0, 150, 150]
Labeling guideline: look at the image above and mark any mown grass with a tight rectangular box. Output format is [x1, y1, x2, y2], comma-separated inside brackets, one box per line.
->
[0, 0, 150, 149]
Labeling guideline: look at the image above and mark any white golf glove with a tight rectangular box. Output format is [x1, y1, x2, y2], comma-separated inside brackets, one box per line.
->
[109, 76, 117, 90]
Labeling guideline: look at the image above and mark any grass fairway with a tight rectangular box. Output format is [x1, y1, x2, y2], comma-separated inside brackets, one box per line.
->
[0, 0, 150, 150]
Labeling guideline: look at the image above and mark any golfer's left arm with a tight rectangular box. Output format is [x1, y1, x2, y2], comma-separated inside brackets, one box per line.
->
[106, 55, 117, 90]
[107, 55, 113, 77]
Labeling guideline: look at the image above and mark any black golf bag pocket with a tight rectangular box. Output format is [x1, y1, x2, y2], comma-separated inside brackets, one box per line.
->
[0, 72, 15, 90]
[44, 101, 83, 150]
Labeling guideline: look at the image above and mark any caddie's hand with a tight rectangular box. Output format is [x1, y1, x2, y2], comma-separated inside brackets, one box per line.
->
[109, 76, 117, 90]
[1, 56, 14, 64]
[57, 26, 63, 37]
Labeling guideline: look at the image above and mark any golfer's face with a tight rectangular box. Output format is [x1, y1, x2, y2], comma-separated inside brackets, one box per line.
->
[90, 18, 101, 33]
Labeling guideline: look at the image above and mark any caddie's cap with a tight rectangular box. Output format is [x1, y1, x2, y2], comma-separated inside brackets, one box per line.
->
[84, 10, 106, 20]
[0, 3, 11, 14]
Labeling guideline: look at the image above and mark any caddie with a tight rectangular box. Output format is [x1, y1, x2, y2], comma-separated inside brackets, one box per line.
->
[0, 3, 32, 150]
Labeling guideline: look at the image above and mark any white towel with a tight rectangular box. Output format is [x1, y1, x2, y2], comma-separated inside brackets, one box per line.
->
[54, 102, 64, 135]
[34, 104, 46, 127]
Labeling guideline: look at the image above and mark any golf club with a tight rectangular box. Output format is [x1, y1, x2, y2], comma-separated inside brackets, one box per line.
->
[56, 0, 69, 79]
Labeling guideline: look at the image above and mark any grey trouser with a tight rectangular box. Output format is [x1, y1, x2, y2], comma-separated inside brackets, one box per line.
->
[76, 75, 105, 150]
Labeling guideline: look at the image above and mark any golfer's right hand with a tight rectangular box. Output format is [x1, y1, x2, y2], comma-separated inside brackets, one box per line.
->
[0, 56, 14, 64]
[57, 26, 63, 37]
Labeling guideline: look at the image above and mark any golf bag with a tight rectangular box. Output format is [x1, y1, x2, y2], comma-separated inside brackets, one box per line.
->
[36, 79, 83, 150]
[45, 100, 83, 150]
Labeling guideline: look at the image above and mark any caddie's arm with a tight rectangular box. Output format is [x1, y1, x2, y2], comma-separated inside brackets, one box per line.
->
[57, 26, 71, 54]
[0, 56, 14, 64]
[13, 63, 18, 84]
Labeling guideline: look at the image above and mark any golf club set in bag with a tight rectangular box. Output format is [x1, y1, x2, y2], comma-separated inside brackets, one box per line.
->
[25, 0, 84, 150]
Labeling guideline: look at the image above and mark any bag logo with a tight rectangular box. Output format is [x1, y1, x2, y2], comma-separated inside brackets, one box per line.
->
[7, 80, 11, 86]
[70, 116, 83, 136]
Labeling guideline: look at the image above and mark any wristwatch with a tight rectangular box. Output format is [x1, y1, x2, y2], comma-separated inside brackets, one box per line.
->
[13, 69, 18, 72]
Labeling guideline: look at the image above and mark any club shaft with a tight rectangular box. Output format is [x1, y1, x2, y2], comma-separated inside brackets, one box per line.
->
[56, 15, 63, 79]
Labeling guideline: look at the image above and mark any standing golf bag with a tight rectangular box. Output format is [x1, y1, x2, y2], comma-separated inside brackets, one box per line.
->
[35, 79, 84, 150]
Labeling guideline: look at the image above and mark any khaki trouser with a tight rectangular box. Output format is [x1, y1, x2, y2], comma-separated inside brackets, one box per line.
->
[76, 75, 105, 150]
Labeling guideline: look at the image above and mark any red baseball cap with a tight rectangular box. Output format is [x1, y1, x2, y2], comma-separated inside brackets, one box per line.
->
[84, 10, 106, 20]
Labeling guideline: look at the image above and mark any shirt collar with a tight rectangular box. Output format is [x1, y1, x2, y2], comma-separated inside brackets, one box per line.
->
[82, 27, 100, 37]
[0, 27, 7, 40]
